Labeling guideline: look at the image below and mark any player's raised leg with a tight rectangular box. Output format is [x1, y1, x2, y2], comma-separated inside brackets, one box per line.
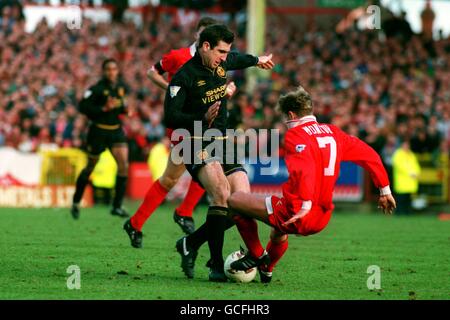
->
[227, 191, 273, 271]
[71, 154, 99, 219]
[110, 143, 129, 218]
[227, 172, 270, 265]
[124, 152, 186, 248]
[228, 191, 271, 224]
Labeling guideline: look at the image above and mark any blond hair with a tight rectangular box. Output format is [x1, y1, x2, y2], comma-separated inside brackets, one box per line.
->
[278, 85, 313, 117]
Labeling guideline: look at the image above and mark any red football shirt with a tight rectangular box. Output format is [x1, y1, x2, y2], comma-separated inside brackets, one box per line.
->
[155, 43, 196, 82]
[282, 115, 390, 214]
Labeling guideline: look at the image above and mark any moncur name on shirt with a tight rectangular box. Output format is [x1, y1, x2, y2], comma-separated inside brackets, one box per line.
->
[302, 123, 333, 135]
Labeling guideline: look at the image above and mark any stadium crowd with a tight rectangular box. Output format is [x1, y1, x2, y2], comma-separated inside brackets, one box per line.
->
[0, 2, 449, 166]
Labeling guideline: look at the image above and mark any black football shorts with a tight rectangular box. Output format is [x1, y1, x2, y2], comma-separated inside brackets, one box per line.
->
[183, 137, 246, 184]
[84, 124, 127, 156]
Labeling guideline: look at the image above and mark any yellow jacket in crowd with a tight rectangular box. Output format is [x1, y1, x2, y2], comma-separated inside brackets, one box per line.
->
[392, 147, 421, 194]
[91, 150, 118, 188]
[147, 142, 169, 181]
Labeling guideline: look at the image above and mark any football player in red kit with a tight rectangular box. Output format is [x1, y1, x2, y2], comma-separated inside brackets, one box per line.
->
[227, 86, 396, 283]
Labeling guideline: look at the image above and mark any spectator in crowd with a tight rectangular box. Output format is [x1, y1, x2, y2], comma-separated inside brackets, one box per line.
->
[421, 0, 435, 40]
[392, 139, 421, 215]
[0, 2, 448, 167]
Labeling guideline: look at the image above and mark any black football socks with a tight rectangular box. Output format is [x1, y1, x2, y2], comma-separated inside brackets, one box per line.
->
[113, 175, 128, 209]
[73, 169, 90, 204]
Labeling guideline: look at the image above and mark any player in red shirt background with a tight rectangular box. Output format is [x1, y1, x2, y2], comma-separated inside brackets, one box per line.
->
[124, 17, 237, 246]
[227, 86, 397, 283]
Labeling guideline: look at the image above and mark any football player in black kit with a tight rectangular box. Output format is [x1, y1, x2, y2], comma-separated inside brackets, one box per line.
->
[162, 24, 274, 281]
[71, 58, 131, 219]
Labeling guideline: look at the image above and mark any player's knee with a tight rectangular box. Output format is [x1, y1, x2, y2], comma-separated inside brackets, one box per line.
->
[227, 193, 235, 208]
[270, 229, 288, 243]
[227, 192, 242, 210]
[210, 181, 230, 206]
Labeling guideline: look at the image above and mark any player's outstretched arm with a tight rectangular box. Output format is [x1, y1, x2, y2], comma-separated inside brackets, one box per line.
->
[224, 51, 271, 71]
[338, 128, 396, 215]
[338, 128, 390, 192]
[256, 53, 274, 70]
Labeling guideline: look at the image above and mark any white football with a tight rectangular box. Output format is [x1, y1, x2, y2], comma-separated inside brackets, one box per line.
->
[224, 250, 257, 283]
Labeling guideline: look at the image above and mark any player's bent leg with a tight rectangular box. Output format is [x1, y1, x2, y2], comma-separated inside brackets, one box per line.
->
[110, 144, 129, 218]
[71, 154, 99, 219]
[200, 170, 251, 270]
[227, 170, 251, 193]
[129, 155, 185, 230]
[226, 191, 273, 272]
[226, 172, 267, 262]
[260, 228, 289, 283]
[125, 154, 186, 248]
[228, 191, 272, 225]
[198, 161, 230, 206]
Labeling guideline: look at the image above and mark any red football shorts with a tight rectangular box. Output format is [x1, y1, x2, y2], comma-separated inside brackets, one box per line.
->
[265, 196, 332, 236]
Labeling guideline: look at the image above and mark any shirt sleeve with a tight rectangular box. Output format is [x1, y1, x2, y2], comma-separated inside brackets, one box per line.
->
[163, 73, 201, 130]
[152, 61, 166, 75]
[223, 51, 259, 71]
[78, 85, 104, 120]
[336, 126, 390, 191]
[282, 131, 316, 213]
[161, 51, 177, 75]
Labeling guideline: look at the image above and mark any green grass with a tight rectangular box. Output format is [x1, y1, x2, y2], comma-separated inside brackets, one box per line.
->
[0, 202, 449, 300]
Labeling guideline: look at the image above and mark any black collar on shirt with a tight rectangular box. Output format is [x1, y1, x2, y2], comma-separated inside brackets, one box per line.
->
[192, 52, 216, 73]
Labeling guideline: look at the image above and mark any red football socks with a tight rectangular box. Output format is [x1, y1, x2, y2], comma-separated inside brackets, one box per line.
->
[130, 180, 168, 231]
[175, 180, 205, 217]
[264, 238, 289, 272]
[233, 215, 264, 258]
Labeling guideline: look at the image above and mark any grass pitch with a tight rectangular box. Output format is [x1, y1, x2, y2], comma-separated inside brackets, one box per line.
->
[0, 202, 449, 300]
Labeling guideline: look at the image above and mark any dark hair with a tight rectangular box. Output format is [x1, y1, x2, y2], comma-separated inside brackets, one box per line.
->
[102, 58, 118, 71]
[278, 86, 313, 117]
[198, 24, 234, 49]
[196, 17, 218, 31]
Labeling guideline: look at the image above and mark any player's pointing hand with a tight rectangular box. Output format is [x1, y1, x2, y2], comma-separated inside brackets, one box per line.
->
[204, 101, 221, 128]
[257, 53, 274, 70]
